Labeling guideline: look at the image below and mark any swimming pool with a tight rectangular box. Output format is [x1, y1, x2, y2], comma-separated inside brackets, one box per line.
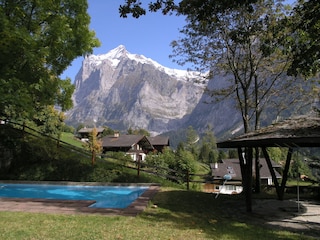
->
[0, 183, 148, 209]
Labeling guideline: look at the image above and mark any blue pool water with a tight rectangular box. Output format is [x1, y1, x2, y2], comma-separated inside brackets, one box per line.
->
[0, 183, 148, 208]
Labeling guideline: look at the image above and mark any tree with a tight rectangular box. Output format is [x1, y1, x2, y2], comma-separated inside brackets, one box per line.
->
[0, 0, 100, 120]
[228, 149, 238, 159]
[29, 105, 66, 139]
[84, 128, 102, 165]
[199, 125, 218, 163]
[101, 127, 114, 137]
[120, 0, 314, 131]
[185, 126, 199, 154]
[119, 0, 319, 195]
[289, 155, 313, 179]
[120, 0, 316, 128]
[283, 0, 320, 77]
[174, 1, 313, 133]
[76, 124, 85, 133]
[119, 0, 260, 18]
[167, 0, 314, 196]
[127, 128, 150, 136]
[174, 144, 197, 182]
[145, 150, 170, 177]
[267, 147, 287, 164]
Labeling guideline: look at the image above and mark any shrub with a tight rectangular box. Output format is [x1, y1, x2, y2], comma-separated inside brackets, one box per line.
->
[145, 153, 169, 177]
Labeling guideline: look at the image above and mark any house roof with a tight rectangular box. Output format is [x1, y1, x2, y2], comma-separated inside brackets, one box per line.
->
[210, 158, 282, 181]
[217, 114, 320, 148]
[147, 136, 169, 146]
[258, 158, 282, 179]
[101, 134, 153, 149]
[210, 159, 242, 181]
[78, 127, 105, 134]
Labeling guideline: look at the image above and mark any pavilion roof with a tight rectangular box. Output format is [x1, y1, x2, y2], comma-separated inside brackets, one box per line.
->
[217, 114, 320, 148]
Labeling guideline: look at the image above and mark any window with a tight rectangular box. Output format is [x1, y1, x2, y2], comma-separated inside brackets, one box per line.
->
[224, 185, 236, 191]
[227, 166, 234, 174]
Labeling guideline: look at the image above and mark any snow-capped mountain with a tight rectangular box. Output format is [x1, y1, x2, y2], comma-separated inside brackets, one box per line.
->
[66, 45, 209, 135]
[85, 45, 204, 83]
[66, 45, 317, 139]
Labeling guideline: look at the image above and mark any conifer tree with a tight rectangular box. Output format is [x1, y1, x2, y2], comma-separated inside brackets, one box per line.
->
[85, 128, 103, 165]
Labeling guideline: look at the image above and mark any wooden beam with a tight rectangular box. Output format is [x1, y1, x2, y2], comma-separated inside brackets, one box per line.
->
[238, 147, 253, 212]
[262, 147, 281, 198]
[279, 148, 293, 200]
[254, 147, 261, 193]
[261, 147, 293, 200]
[238, 148, 245, 181]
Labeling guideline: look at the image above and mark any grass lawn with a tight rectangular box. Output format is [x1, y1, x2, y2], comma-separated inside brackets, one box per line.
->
[60, 132, 84, 148]
[0, 188, 316, 240]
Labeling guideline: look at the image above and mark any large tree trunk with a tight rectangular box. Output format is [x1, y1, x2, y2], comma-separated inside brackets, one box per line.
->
[91, 150, 96, 166]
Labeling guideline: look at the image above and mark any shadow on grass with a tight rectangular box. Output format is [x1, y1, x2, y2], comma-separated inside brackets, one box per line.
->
[141, 189, 319, 240]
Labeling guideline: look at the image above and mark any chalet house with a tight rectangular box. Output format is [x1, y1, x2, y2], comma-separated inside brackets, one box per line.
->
[147, 136, 170, 153]
[101, 133, 154, 161]
[77, 127, 105, 141]
[205, 158, 282, 194]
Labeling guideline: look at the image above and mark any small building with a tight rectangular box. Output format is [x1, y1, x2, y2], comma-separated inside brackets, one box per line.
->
[77, 127, 105, 141]
[147, 136, 170, 153]
[205, 158, 282, 194]
[101, 133, 154, 161]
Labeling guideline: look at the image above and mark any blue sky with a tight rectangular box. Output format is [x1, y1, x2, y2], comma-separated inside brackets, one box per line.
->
[61, 1, 187, 81]
[61, 0, 297, 82]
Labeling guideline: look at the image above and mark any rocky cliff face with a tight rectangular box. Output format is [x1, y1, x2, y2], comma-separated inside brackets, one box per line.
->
[66, 45, 209, 135]
[186, 72, 243, 138]
[67, 45, 311, 138]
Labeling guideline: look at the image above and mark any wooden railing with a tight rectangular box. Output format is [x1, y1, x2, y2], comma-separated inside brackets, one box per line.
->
[1, 119, 211, 189]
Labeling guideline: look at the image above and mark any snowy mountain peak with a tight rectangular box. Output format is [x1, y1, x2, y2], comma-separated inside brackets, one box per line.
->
[85, 45, 207, 84]
[85, 45, 128, 68]
[105, 44, 128, 59]
[68, 45, 239, 138]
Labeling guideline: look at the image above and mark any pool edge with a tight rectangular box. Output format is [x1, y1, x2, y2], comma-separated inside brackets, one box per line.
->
[0, 181, 160, 217]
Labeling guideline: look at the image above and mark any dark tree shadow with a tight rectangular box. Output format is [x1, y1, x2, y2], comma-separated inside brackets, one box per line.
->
[141, 190, 320, 239]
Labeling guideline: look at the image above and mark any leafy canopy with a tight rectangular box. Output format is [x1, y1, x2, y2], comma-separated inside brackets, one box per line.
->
[119, 0, 260, 18]
[285, 0, 320, 77]
[120, 0, 320, 78]
[0, 0, 100, 119]
[122, 0, 314, 133]
[174, 1, 316, 133]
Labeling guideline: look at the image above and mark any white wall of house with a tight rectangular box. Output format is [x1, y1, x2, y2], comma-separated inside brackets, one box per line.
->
[204, 183, 243, 194]
[216, 184, 243, 195]
[126, 152, 146, 162]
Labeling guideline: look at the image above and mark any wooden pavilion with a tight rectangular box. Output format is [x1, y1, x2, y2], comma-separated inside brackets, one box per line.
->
[217, 114, 320, 212]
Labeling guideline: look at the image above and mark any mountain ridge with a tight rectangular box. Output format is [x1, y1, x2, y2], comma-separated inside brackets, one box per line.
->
[66, 45, 312, 139]
[66, 45, 211, 136]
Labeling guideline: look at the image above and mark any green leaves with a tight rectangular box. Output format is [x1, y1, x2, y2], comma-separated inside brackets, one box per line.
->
[283, 0, 320, 77]
[170, 0, 315, 133]
[0, 0, 100, 120]
[119, 0, 146, 18]
[56, 78, 75, 111]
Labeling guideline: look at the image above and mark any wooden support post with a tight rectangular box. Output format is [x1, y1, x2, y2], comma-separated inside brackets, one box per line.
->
[137, 155, 140, 177]
[262, 147, 281, 198]
[238, 147, 253, 212]
[262, 147, 293, 200]
[255, 147, 261, 193]
[280, 148, 293, 200]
